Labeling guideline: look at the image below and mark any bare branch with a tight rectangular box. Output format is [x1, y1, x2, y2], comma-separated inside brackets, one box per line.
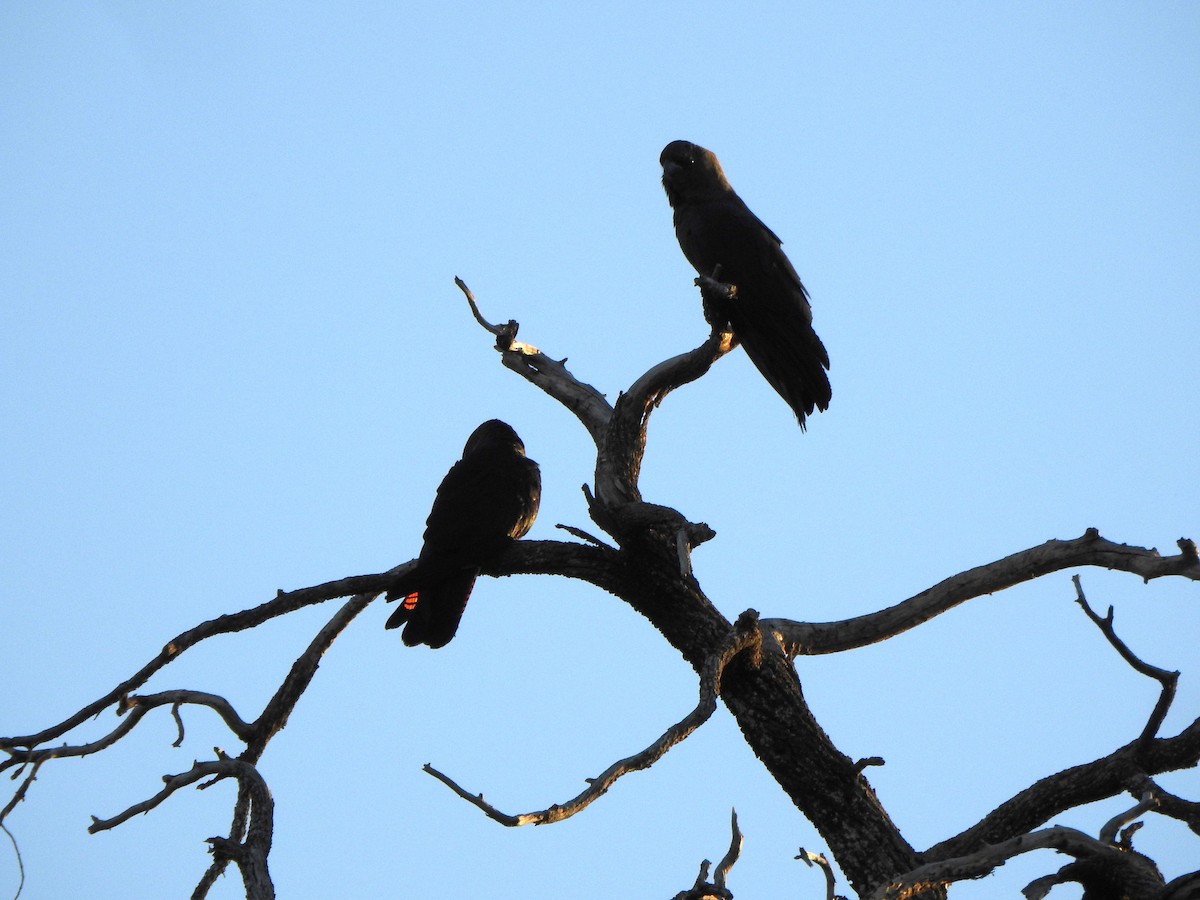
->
[455, 277, 612, 441]
[0, 569, 398, 753]
[796, 848, 839, 900]
[1099, 792, 1157, 845]
[872, 825, 1163, 900]
[554, 522, 615, 550]
[670, 810, 742, 900]
[764, 530, 1200, 656]
[0, 759, 43, 827]
[3, 707, 149, 775]
[456, 274, 735, 521]
[127, 691, 255, 744]
[453, 275, 508, 336]
[1127, 774, 1200, 836]
[925, 715, 1200, 862]
[425, 628, 762, 827]
[86, 756, 275, 899]
[1, 819, 23, 900]
[89, 758, 244, 834]
[1073, 575, 1179, 746]
[246, 594, 372, 758]
[713, 809, 743, 890]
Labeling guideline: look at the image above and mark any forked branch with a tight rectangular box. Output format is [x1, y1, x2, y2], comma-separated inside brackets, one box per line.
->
[1073, 575, 1179, 747]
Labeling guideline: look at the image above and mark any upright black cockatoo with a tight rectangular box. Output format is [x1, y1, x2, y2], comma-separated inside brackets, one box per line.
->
[385, 419, 540, 648]
[660, 140, 831, 428]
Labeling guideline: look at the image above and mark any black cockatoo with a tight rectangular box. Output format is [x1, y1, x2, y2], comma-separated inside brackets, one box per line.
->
[385, 419, 541, 648]
[660, 140, 831, 428]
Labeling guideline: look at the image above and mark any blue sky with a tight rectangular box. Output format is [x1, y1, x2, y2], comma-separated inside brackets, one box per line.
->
[2, 3, 1198, 898]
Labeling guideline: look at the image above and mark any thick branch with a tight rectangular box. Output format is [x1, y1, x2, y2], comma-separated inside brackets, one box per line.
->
[925, 717, 1200, 861]
[872, 826, 1164, 900]
[764, 531, 1199, 656]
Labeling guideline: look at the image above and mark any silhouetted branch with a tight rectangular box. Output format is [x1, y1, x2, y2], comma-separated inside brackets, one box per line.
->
[873, 825, 1164, 900]
[425, 627, 763, 827]
[456, 275, 734, 520]
[455, 277, 612, 441]
[1073, 575, 1179, 747]
[1, 569, 401, 755]
[1127, 775, 1200, 836]
[555, 522, 615, 549]
[671, 810, 742, 900]
[188, 594, 371, 897]
[764, 530, 1200, 657]
[1099, 792, 1157, 845]
[1, 823, 21, 899]
[127, 691, 255, 744]
[796, 848, 840, 900]
[925, 713, 1200, 864]
[2, 590, 371, 900]
[87, 756, 274, 899]
[713, 809, 743, 890]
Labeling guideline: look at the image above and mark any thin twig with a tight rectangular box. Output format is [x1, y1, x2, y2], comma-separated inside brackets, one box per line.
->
[796, 847, 838, 900]
[1099, 791, 1158, 845]
[0, 760, 43, 826]
[554, 522, 614, 550]
[713, 809, 742, 889]
[453, 275, 506, 336]
[1126, 774, 1200, 836]
[89, 759, 237, 834]
[0, 568, 401, 752]
[455, 277, 612, 442]
[2, 820, 23, 900]
[426, 628, 761, 826]
[1073, 575, 1179, 746]
[2, 709, 148, 774]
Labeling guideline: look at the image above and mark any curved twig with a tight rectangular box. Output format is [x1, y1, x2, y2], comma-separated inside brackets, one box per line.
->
[713, 809, 743, 890]
[455, 278, 612, 442]
[128, 691, 255, 744]
[1, 819, 23, 900]
[424, 627, 762, 827]
[1073, 575, 1179, 747]
[796, 848, 838, 900]
[1099, 792, 1158, 845]
[1126, 774, 1200, 836]
[0, 568, 403, 753]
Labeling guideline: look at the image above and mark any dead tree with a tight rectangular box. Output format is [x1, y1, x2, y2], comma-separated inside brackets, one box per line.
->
[2, 275, 1198, 899]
